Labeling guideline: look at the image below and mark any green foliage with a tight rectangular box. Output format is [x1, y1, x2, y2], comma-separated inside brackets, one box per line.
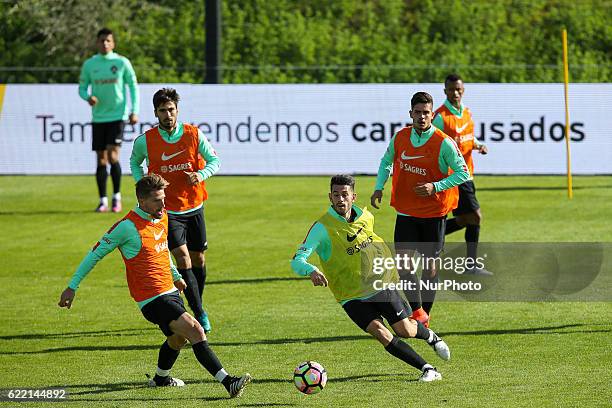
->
[0, 0, 610, 83]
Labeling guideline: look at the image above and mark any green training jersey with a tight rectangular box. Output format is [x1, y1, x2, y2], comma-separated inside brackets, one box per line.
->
[78, 51, 139, 123]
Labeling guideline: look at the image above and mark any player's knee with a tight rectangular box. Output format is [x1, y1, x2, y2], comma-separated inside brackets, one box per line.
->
[168, 335, 188, 350]
[423, 267, 437, 279]
[172, 249, 191, 269]
[394, 317, 419, 338]
[393, 325, 410, 339]
[192, 321, 207, 342]
[474, 210, 482, 225]
[180, 314, 206, 343]
[366, 320, 393, 345]
[190, 252, 205, 267]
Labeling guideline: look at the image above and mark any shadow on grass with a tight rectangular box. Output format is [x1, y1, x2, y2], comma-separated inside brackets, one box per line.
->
[2, 324, 609, 355]
[0, 327, 157, 341]
[478, 185, 612, 192]
[437, 323, 611, 337]
[45, 373, 406, 401]
[0, 210, 95, 215]
[207, 276, 306, 285]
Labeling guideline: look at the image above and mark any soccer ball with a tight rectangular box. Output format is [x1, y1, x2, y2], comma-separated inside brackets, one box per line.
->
[293, 361, 327, 394]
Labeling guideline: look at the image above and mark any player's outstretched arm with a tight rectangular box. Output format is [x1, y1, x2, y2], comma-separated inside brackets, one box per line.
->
[58, 288, 76, 309]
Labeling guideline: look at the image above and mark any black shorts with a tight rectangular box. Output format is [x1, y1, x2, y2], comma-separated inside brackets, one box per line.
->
[168, 208, 208, 252]
[343, 290, 411, 332]
[453, 180, 480, 215]
[92, 120, 125, 151]
[140, 292, 186, 336]
[394, 214, 445, 258]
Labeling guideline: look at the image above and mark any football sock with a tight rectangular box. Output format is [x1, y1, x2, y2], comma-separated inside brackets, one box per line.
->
[399, 271, 422, 311]
[384, 336, 427, 370]
[214, 368, 229, 383]
[113, 192, 121, 201]
[96, 165, 108, 198]
[421, 275, 438, 315]
[110, 162, 122, 194]
[99, 196, 108, 206]
[445, 218, 464, 235]
[193, 266, 206, 298]
[414, 321, 430, 340]
[178, 268, 204, 317]
[157, 340, 180, 371]
[192, 341, 224, 377]
[466, 225, 480, 262]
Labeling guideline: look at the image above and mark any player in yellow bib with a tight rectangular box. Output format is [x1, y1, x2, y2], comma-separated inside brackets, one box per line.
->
[291, 175, 451, 382]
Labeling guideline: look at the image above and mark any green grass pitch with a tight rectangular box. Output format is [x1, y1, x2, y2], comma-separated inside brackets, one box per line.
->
[0, 175, 611, 407]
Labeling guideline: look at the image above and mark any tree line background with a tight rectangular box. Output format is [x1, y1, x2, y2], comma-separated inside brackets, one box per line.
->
[1, 0, 610, 83]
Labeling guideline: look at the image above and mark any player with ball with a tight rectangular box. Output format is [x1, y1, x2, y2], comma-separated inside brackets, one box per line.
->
[291, 175, 450, 382]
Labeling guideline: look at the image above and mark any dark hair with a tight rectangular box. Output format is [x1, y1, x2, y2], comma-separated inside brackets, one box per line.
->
[330, 174, 355, 191]
[411, 92, 434, 108]
[410, 92, 433, 109]
[97, 28, 113, 38]
[136, 174, 169, 199]
[153, 88, 180, 110]
[444, 73, 463, 87]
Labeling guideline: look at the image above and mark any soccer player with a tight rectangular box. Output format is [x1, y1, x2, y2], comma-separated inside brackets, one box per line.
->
[130, 88, 219, 333]
[58, 174, 250, 397]
[370, 92, 469, 327]
[291, 175, 451, 382]
[79, 28, 139, 213]
[433, 74, 492, 276]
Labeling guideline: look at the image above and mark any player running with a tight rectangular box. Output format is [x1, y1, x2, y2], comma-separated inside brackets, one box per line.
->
[58, 174, 250, 398]
[130, 88, 219, 332]
[291, 175, 450, 382]
[370, 92, 470, 327]
[433, 74, 492, 276]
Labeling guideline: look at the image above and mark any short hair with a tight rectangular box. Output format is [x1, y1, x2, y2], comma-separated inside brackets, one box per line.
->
[330, 174, 355, 191]
[444, 73, 463, 87]
[153, 88, 180, 110]
[135, 174, 169, 199]
[97, 28, 113, 39]
[411, 92, 434, 109]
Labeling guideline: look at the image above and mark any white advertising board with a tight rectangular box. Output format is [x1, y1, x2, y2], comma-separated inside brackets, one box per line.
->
[0, 83, 610, 175]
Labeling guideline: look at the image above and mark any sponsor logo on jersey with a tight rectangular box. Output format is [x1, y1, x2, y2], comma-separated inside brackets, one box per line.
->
[161, 150, 186, 161]
[153, 229, 164, 241]
[458, 133, 474, 144]
[160, 163, 193, 173]
[400, 151, 425, 160]
[347, 227, 364, 242]
[154, 240, 168, 253]
[345, 236, 374, 255]
[399, 162, 427, 176]
[456, 123, 469, 133]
